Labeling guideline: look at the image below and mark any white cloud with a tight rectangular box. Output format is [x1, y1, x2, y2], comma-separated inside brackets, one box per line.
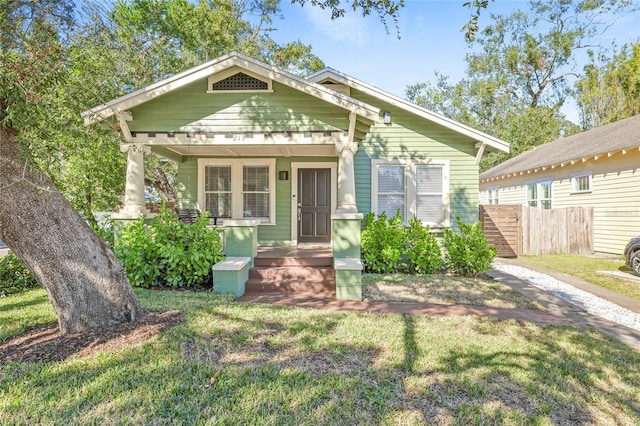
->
[302, 5, 371, 47]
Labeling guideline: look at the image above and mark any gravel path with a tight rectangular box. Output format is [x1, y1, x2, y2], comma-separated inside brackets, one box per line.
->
[492, 263, 640, 332]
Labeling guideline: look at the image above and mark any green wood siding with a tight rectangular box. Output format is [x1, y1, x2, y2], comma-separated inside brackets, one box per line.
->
[129, 81, 349, 133]
[351, 89, 480, 226]
[175, 158, 198, 208]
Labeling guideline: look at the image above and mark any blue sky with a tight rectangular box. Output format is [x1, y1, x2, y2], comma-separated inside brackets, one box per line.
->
[269, 0, 640, 123]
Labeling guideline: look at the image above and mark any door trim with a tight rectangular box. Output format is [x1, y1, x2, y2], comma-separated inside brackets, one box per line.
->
[291, 162, 337, 246]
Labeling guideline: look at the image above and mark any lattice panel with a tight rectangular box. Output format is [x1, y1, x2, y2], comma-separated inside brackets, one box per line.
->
[211, 72, 268, 91]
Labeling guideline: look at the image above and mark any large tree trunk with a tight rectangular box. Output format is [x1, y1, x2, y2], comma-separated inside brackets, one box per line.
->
[0, 127, 143, 335]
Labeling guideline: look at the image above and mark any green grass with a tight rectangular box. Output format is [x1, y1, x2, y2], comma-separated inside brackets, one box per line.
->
[519, 254, 640, 301]
[362, 273, 541, 309]
[1, 288, 639, 425]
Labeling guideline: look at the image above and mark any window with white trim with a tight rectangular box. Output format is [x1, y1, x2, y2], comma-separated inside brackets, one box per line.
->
[372, 160, 450, 227]
[376, 165, 406, 221]
[204, 166, 232, 218]
[198, 159, 276, 224]
[571, 172, 592, 193]
[487, 188, 499, 205]
[526, 179, 552, 209]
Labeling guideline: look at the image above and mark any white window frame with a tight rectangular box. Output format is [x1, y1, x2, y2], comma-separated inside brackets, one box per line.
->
[371, 159, 450, 228]
[198, 158, 276, 225]
[526, 179, 553, 209]
[571, 172, 592, 194]
[487, 187, 499, 205]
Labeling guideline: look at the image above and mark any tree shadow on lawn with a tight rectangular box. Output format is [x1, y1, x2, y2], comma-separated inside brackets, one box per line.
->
[2, 298, 639, 424]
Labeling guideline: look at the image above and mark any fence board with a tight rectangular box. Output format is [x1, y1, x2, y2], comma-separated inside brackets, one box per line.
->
[480, 205, 593, 257]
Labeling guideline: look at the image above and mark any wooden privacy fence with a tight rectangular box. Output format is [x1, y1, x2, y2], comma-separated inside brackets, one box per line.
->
[480, 205, 594, 257]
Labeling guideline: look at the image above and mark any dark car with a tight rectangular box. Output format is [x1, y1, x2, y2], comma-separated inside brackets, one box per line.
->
[624, 237, 640, 276]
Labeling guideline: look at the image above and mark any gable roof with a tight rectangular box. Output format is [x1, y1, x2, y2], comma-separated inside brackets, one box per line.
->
[480, 114, 640, 181]
[82, 52, 380, 126]
[308, 67, 510, 153]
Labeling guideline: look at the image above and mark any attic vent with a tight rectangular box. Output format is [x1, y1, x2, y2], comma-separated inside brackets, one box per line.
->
[319, 79, 350, 96]
[211, 72, 268, 91]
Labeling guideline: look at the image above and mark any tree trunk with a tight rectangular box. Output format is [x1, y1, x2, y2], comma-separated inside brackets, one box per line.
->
[0, 127, 143, 335]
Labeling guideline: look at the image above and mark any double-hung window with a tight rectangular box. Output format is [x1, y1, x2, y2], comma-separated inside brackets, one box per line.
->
[199, 159, 275, 224]
[526, 179, 552, 209]
[372, 160, 450, 227]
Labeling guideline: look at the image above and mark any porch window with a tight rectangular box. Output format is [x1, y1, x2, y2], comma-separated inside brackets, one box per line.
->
[527, 179, 552, 209]
[371, 160, 450, 227]
[243, 166, 270, 219]
[204, 166, 232, 219]
[198, 159, 276, 224]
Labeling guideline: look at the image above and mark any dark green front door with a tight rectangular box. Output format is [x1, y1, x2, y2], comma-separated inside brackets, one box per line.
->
[298, 169, 331, 243]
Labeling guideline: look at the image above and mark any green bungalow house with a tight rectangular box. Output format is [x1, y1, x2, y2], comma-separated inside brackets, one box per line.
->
[83, 52, 509, 299]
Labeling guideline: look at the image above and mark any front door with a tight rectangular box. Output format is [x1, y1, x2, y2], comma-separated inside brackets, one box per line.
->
[298, 169, 331, 243]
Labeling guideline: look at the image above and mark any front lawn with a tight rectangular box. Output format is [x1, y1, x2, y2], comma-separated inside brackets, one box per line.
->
[362, 274, 541, 309]
[519, 254, 640, 301]
[1, 288, 639, 424]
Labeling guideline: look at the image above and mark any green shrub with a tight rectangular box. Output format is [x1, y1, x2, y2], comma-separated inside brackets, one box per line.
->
[442, 217, 496, 277]
[405, 217, 442, 274]
[0, 252, 39, 296]
[114, 207, 224, 288]
[361, 211, 406, 273]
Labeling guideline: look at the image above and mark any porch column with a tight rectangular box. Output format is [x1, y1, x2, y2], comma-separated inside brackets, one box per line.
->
[335, 141, 359, 213]
[120, 143, 150, 216]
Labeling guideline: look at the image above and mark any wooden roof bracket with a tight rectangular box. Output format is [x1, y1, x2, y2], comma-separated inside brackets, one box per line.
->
[475, 142, 486, 166]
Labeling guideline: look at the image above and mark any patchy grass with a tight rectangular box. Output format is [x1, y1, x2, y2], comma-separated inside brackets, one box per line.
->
[519, 254, 640, 301]
[362, 273, 541, 310]
[0, 289, 56, 342]
[2, 288, 639, 424]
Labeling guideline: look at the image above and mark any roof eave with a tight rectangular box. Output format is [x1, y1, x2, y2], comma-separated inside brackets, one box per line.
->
[308, 68, 510, 153]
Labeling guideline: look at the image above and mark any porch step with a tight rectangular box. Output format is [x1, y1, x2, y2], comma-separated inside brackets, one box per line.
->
[246, 248, 336, 295]
[249, 266, 335, 281]
[245, 279, 336, 294]
[253, 256, 333, 268]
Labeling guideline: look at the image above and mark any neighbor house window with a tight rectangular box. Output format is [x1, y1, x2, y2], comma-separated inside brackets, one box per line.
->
[487, 188, 499, 205]
[372, 160, 450, 227]
[198, 159, 276, 224]
[571, 172, 592, 193]
[526, 179, 552, 209]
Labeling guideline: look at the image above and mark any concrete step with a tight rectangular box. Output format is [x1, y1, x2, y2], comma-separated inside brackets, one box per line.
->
[249, 266, 335, 281]
[245, 279, 336, 294]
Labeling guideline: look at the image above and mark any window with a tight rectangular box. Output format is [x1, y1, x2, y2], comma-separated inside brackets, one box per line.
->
[376, 165, 405, 221]
[487, 188, 499, 205]
[372, 160, 450, 227]
[198, 159, 275, 224]
[526, 179, 552, 209]
[571, 172, 592, 193]
[204, 166, 231, 218]
[243, 166, 270, 219]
